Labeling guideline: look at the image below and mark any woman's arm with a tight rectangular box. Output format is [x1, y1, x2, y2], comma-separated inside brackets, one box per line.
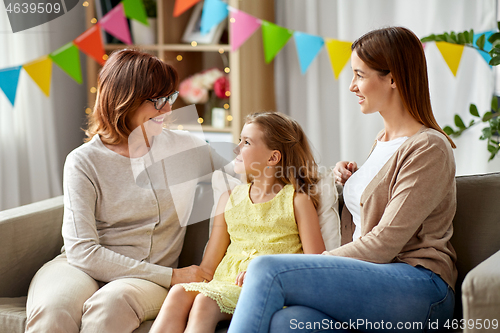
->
[294, 192, 326, 254]
[199, 191, 231, 276]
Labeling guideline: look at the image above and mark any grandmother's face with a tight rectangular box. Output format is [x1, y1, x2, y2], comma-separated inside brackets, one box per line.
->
[128, 99, 172, 137]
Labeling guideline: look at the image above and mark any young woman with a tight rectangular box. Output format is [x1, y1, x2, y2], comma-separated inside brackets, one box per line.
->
[149, 112, 326, 333]
[227, 27, 457, 333]
[25, 49, 229, 333]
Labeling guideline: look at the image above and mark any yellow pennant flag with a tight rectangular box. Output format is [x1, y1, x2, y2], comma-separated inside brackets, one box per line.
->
[435, 42, 464, 77]
[23, 56, 53, 97]
[325, 39, 352, 79]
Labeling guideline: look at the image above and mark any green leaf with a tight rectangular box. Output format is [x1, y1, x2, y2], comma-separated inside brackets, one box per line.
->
[492, 96, 499, 112]
[488, 152, 496, 161]
[443, 126, 455, 136]
[454, 115, 466, 129]
[497, 21, 500, 31]
[469, 104, 480, 117]
[490, 46, 500, 55]
[488, 32, 500, 44]
[483, 111, 493, 121]
[450, 32, 458, 43]
[487, 143, 498, 154]
[489, 55, 500, 66]
[463, 31, 470, 44]
[481, 127, 492, 140]
[445, 33, 454, 44]
[421, 35, 436, 43]
[458, 32, 467, 44]
[435, 33, 446, 42]
[469, 120, 475, 126]
[470, 29, 475, 43]
[476, 34, 486, 50]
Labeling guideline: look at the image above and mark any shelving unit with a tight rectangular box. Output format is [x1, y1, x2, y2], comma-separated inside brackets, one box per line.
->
[85, 0, 276, 143]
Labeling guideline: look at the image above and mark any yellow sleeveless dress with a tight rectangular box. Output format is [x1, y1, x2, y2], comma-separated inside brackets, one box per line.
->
[180, 183, 303, 314]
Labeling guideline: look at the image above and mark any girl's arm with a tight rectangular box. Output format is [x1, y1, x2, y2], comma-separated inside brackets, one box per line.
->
[199, 191, 231, 276]
[294, 192, 326, 254]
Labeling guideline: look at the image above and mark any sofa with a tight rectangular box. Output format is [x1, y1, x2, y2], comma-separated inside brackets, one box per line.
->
[1, 173, 500, 333]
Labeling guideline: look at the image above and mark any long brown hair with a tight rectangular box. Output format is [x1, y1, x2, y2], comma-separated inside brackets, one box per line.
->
[352, 26, 456, 148]
[85, 49, 179, 144]
[245, 112, 321, 208]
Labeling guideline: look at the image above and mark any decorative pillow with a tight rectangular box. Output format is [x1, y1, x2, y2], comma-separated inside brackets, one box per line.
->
[209, 169, 341, 251]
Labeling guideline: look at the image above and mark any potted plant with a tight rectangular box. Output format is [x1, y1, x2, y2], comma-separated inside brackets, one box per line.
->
[131, 0, 157, 45]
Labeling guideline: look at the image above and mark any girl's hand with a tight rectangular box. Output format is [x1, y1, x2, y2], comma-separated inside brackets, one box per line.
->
[235, 271, 246, 287]
[333, 161, 358, 185]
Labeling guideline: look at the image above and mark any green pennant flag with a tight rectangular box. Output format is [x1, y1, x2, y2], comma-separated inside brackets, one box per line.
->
[261, 20, 293, 64]
[49, 42, 82, 84]
[123, 0, 148, 26]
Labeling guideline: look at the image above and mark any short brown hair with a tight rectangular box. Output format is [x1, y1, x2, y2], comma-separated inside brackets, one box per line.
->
[245, 112, 321, 208]
[85, 49, 179, 144]
[352, 27, 456, 148]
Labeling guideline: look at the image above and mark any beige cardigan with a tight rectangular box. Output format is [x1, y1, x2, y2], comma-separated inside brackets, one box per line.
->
[325, 126, 457, 289]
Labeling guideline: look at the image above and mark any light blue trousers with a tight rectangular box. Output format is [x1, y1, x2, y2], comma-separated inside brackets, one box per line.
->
[228, 255, 454, 333]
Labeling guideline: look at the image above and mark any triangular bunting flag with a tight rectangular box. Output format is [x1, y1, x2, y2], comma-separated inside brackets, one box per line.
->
[435, 42, 464, 76]
[23, 56, 53, 97]
[49, 42, 82, 84]
[261, 21, 293, 64]
[123, 0, 148, 25]
[200, 0, 228, 35]
[100, 3, 133, 44]
[230, 9, 261, 52]
[74, 24, 106, 66]
[473, 31, 495, 66]
[0, 66, 22, 106]
[325, 39, 352, 79]
[173, 0, 201, 17]
[294, 32, 324, 74]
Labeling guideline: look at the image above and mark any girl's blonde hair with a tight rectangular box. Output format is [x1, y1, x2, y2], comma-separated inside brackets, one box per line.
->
[245, 112, 321, 208]
[85, 49, 178, 144]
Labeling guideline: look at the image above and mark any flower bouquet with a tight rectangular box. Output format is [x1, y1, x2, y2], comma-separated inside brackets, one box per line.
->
[179, 68, 230, 124]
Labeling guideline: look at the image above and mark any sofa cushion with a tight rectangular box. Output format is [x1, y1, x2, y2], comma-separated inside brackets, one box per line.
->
[451, 172, 500, 319]
[0, 196, 64, 298]
[0, 297, 27, 333]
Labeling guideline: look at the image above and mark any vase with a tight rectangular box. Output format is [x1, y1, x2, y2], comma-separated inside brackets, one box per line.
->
[131, 18, 157, 45]
[211, 107, 227, 129]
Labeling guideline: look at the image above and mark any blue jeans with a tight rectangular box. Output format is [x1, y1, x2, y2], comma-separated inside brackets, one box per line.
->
[228, 255, 454, 333]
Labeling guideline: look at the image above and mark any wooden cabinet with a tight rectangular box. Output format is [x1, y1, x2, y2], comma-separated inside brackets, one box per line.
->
[85, 0, 276, 142]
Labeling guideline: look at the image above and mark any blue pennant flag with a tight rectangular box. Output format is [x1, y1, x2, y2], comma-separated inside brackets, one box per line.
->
[294, 32, 325, 74]
[0, 66, 22, 106]
[200, 0, 228, 35]
[473, 31, 495, 66]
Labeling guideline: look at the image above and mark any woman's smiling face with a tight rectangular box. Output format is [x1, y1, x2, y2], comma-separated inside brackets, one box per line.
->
[128, 99, 172, 137]
[349, 50, 394, 115]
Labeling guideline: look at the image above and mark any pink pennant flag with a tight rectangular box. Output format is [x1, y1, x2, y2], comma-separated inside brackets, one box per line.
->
[230, 9, 261, 52]
[99, 3, 132, 45]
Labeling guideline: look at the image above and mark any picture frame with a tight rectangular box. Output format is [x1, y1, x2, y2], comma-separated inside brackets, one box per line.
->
[181, 2, 227, 45]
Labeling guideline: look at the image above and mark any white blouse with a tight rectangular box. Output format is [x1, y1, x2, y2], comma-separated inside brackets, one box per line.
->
[344, 136, 408, 240]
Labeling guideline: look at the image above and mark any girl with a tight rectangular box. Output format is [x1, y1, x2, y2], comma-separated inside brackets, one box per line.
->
[149, 112, 326, 333]
[228, 27, 457, 333]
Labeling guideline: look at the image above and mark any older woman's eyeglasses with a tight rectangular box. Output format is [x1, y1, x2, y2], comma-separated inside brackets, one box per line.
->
[147, 91, 179, 110]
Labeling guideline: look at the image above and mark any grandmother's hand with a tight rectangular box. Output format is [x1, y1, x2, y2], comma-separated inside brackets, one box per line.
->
[171, 265, 213, 286]
[333, 161, 358, 185]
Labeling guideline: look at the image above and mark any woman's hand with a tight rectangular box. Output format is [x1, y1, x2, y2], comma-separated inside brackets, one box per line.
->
[235, 271, 246, 287]
[171, 265, 213, 286]
[333, 161, 358, 185]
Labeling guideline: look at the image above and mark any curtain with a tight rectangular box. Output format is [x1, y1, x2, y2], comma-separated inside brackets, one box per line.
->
[275, 0, 500, 175]
[0, 5, 86, 210]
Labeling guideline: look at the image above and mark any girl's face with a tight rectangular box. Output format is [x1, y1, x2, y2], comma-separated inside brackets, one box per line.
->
[234, 123, 274, 176]
[349, 51, 394, 115]
[128, 99, 172, 137]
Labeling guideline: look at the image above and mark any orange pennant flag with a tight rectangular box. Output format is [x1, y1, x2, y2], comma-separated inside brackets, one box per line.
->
[74, 24, 106, 66]
[325, 39, 352, 79]
[173, 0, 201, 17]
[435, 42, 464, 76]
[23, 56, 53, 97]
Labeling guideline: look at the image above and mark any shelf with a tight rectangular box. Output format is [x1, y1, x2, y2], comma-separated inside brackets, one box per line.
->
[104, 44, 231, 52]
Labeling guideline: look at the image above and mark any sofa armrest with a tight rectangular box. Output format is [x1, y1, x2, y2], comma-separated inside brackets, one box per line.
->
[0, 196, 64, 297]
[462, 250, 500, 332]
